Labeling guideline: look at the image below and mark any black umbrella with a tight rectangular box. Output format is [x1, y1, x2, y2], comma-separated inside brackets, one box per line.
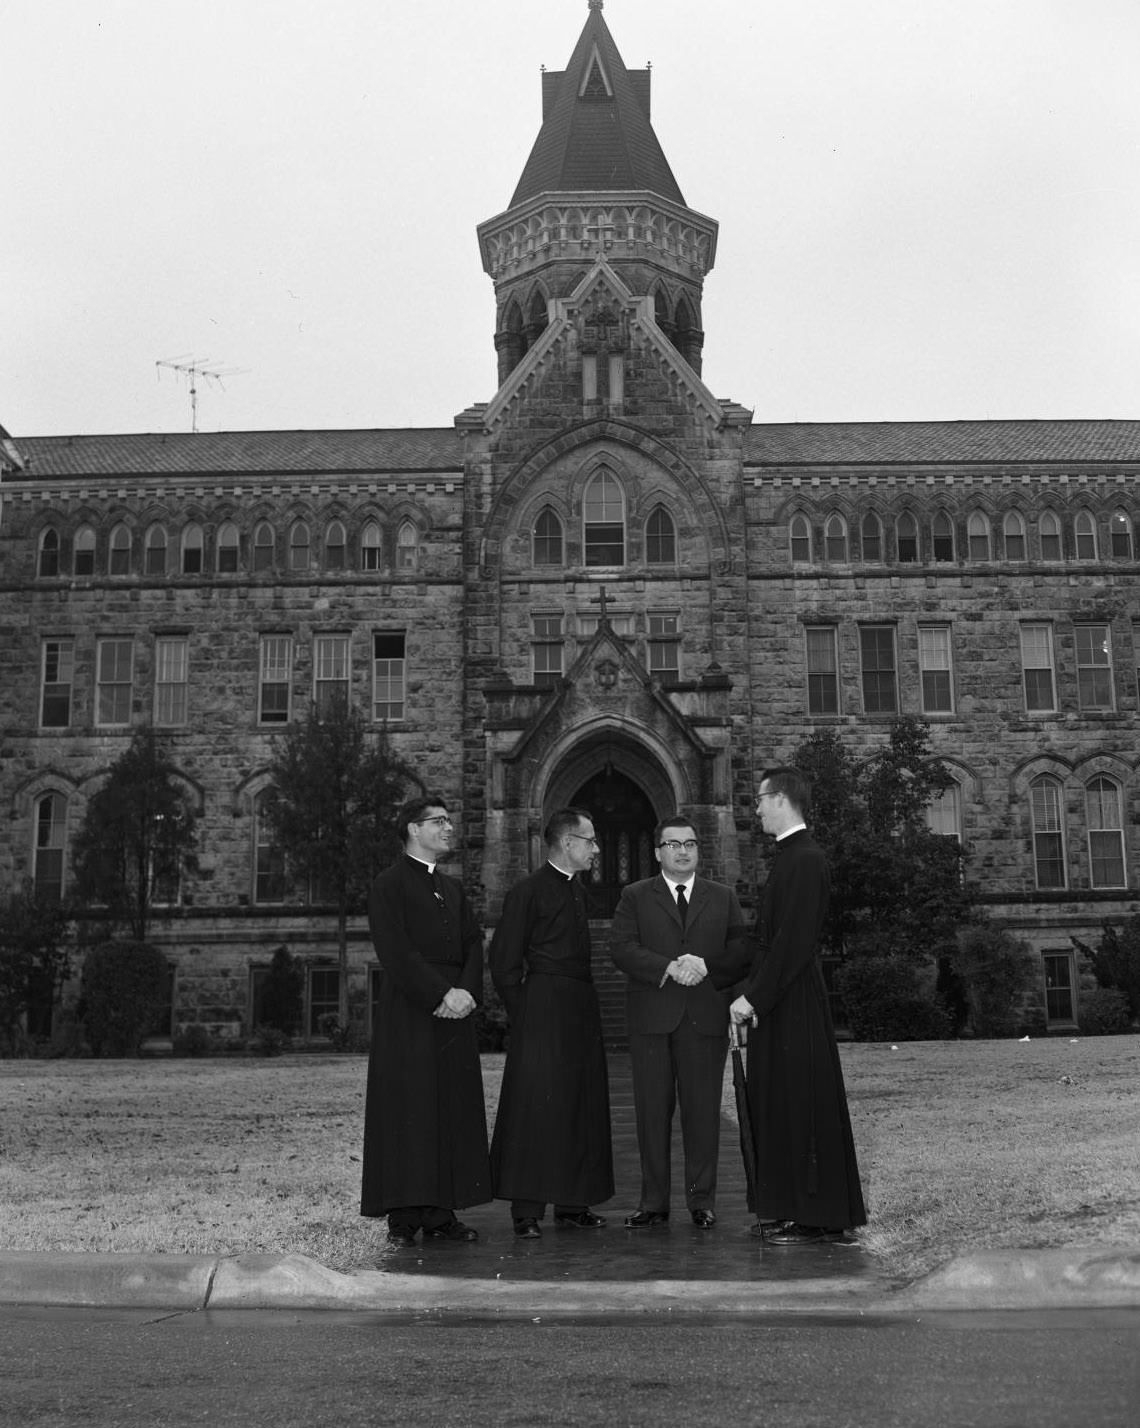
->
[729, 1019, 758, 1213]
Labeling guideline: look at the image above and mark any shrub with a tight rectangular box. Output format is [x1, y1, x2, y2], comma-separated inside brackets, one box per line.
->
[80, 941, 169, 1057]
[317, 1012, 359, 1051]
[950, 923, 1040, 1039]
[258, 946, 303, 1036]
[1079, 987, 1132, 1036]
[172, 1024, 214, 1057]
[251, 1024, 289, 1057]
[835, 956, 953, 1042]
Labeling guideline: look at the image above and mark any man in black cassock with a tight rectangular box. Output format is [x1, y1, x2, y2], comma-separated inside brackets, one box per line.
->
[490, 806, 614, 1238]
[730, 766, 867, 1245]
[360, 795, 491, 1247]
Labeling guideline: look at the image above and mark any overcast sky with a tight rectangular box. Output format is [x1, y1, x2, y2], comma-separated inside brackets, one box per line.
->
[6, 0, 1140, 437]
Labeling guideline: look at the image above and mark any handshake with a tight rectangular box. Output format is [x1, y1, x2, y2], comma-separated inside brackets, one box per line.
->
[666, 953, 708, 987]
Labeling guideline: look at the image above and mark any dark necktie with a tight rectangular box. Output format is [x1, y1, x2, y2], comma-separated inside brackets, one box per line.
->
[675, 885, 688, 926]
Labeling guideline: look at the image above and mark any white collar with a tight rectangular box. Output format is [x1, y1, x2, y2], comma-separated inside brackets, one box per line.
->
[776, 823, 807, 842]
[664, 873, 696, 896]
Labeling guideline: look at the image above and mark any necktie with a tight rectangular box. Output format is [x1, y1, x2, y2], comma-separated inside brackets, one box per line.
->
[675, 885, 688, 926]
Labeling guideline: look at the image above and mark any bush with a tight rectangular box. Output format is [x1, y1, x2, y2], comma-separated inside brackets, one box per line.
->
[950, 923, 1040, 1039]
[259, 946, 303, 1035]
[1079, 987, 1132, 1036]
[172, 1024, 214, 1057]
[80, 941, 170, 1057]
[835, 956, 953, 1042]
[317, 1012, 362, 1051]
[251, 1024, 290, 1057]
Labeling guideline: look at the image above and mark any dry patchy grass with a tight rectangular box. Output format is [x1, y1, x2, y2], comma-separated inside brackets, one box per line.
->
[1, 1038, 1137, 1281]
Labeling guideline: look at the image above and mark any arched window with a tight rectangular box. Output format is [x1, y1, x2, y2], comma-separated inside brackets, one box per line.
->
[1003, 510, 1027, 561]
[145, 524, 168, 576]
[1086, 777, 1126, 888]
[860, 512, 882, 562]
[289, 521, 310, 573]
[216, 522, 240, 573]
[1109, 510, 1133, 559]
[896, 512, 918, 563]
[74, 526, 96, 576]
[1030, 776, 1066, 890]
[253, 789, 287, 904]
[325, 520, 347, 571]
[583, 470, 625, 566]
[34, 792, 67, 904]
[967, 511, 990, 561]
[645, 506, 677, 565]
[1039, 509, 1062, 560]
[824, 514, 848, 562]
[109, 524, 132, 576]
[360, 521, 382, 572]
[789, 514, 811, 563]
[396, 520, 418, 571]
[253, 522, 275, 572]
[38, 527, 60, 577]
[1074, 510, 1097, 561]
[181, 523, 203, 574]
[931, 511, 954, 562]
[925, 782, 962, 841]
[533, 507, 564, 567]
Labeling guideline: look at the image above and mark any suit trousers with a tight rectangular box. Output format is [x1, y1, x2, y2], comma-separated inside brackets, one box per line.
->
[629, 1016, 728, 1212]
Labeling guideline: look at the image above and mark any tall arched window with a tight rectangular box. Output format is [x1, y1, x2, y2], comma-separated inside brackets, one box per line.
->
[1074, 510, 1097, 561]
[789, 514, 811, 563]
[396, 521, 418, 571]
[109, 524, 132, 576]
[967, 511, 991, 561]
[1030, 776, 1066, 890]
[74, 526, 96, 576]
[583, 470, 625, 566]
[216, 522, 240, 573]
[896, 512, 918, 563]
[1039, 509, 1062, 560]
[931, 511, 954, 562]
[1109, 510, 1133, 559]
[289, 521, 310, 573]
[1003, 510, 1027, 561]
[253, 521, 275, 572]
[860, 512, 882, 562]
[34, 792, 66, 903]
[533, 507, 564, 567]
[325, 520, 347, 570]
[253, 789, 287, 904]
[145, 524, 168, 575]
[181, 523, 203, 574]
[824, 514, 848, 562]
[1086, 777, 1126, 887]
[38, 528, 60, 577]
[360, 521, 382, 572]
[645, 506, 677, 565]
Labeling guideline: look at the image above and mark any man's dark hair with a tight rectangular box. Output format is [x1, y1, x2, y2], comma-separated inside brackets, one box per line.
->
[653, 814, 696, 845]
[544, 806, 593, 845]
[396, 794, 449, 844]
[759, 766, 812, 816]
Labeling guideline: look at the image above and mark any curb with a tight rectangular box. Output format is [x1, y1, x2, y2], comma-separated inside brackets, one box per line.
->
[3, 1246, 1140, 1315]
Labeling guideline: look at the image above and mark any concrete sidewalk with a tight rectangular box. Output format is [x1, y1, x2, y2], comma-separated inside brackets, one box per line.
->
[2, 1054, 1138, 1316]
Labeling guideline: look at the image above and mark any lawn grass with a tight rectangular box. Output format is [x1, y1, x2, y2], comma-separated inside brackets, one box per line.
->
[1, 1037, 1137, 1282]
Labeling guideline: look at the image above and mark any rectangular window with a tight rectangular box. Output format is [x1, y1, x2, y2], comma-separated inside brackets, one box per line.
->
[373, 632, 406, 721]
[1043, 952, 1075, 1025]
[154, 636, 189, 726]
[314, 635, 350, 715]
[1075, 624, 1113, 711]
[1031, 781, 1066, 889]
[647, 612, 681, 681]
[859, 625, 897, 714]
[532, 614, 564, 688]
[259, 636, 292, 724]
[41, 638, 75, 728]
[578, 613, 634, 637]
[918, 624, 954, 713]
[308, 967, 341, 1036]
[1020, 623, 1056, 713]
[805, 626, 839, 715]
[96, 638, 133, 726]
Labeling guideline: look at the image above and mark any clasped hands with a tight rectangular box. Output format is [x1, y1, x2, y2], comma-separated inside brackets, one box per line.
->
[666, 953, 708, 987]
[434, 987, 476, 1020]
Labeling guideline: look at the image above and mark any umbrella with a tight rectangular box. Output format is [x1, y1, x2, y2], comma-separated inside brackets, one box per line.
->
[729, 1019, 758, 1213]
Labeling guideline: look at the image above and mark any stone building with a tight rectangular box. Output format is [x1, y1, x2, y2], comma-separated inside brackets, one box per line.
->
[2, 1, 1138, 1043]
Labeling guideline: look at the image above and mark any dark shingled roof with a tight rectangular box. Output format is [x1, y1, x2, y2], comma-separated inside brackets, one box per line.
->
[744, 420, 1140, 466]
[6, 429, 463, 480]
[510, 4, 684, 207]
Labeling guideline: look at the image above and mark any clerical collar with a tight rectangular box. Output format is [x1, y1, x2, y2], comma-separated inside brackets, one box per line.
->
[405, 853, 437, 874]
[546, 860, 575, 881]
[776, 823, 807, 842]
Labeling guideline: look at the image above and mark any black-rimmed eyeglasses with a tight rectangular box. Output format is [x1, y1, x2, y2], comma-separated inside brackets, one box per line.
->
[658, 839, 698, 851]
[417, 815, 454, 827]
[566, 832, 600, 846]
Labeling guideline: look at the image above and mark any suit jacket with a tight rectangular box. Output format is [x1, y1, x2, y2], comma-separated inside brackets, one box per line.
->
[610, 874, 750, 1036]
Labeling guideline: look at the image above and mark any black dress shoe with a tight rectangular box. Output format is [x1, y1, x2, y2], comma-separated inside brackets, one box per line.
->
[386, 1229, 417, 1248]
[690, 1209, 716, 1228]
[554, 1209, 607, 1229]
[513, 1217, 542, 1238]
[748, 1218, 786, 1239]
[763, 1222, 827, 1245]
[423, 1220, 479, 1242]
[624, 1210, 670, 1228]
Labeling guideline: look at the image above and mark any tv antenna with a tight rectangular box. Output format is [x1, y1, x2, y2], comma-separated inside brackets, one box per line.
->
[155, 355, 247, 432]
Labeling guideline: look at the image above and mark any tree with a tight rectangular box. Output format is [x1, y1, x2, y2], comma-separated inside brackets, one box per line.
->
[0, 882, 70, 1050]
[71, 727, 199, 942]
[262, 697, 419, 1027]
[1073, 916, 1140, 1023]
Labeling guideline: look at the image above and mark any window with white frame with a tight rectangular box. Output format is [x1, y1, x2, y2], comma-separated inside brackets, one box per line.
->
[859, 625, 897, 713]
[396, 520, 418, 571]
[925, 782, 962, 840]
[217, 522, 240, 573]
[1074, 510, 1097, 561]
[967, 511, 990, 561]
[109, 524, 132, 576]
[325, 520, 347, 570]
[313, 634, 350, 714]
[578, 613, 634, 637]
[860, 512, 882, 561]
[805, 626, 839, 715]
[1039, 509, 1062, 560]
[372, 632, 406, 720]
[41, 637, 75, 728]
[1075, 624, 1113, 710]
[584, 470, 625, 566]
[1110, 510, 1133, 559]
[789, 514, 811, 563]
[181, 524, 203, 574]
[74, 526, 96, 576]
[289, 521, 311, 573]
[647, 612, 681, 680]
[96, 638, 133, 726]
[645, 506, 677, 565]
[918, 624, 954, 713]
[360, 521, 382, 571]
[1030, 776, 1066, 889]
[154, 636, 189, 726]
[533, 508, 564, 567]
[1003, 510, 1027, 561]
[1086, 777, 1126, 887]
[1043, 951, 1076, 1024]
[259, 635, 292, 724]
[532, 614, 564, 688]
[253, 522, 275, 572]
[1020, 623, 1056, 713]
[308, 966, 341, 1036]
[34, 792, 67, 904]
[824, 514, 848, 562]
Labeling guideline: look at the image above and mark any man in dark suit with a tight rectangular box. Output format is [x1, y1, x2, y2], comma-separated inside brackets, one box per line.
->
[611, 815, 749, 1227]
[360, 795, 492, 1248]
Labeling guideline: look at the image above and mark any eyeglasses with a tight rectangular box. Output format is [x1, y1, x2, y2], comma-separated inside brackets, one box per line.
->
[417, 815, 454, 827]
[658, 839, 698, 852]
[566, 832, 600, 846]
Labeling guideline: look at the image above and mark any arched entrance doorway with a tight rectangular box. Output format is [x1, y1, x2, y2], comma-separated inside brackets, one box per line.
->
[570, 767, 657, 916]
